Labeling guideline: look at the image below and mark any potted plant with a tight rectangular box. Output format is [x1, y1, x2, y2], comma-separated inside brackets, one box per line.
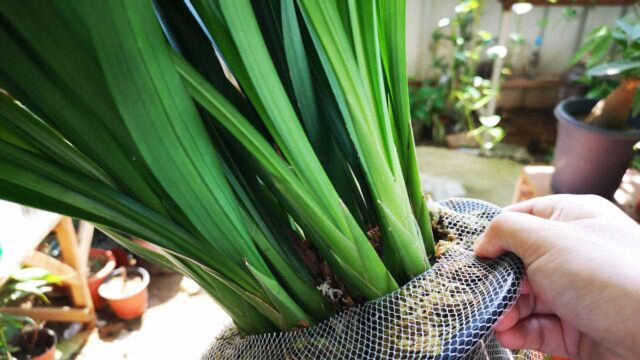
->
[0, 1, 527, 358]
[87, 248, 116, 309]
[1, 314, 32, 359]
[98, 266, 150, 320]
[7, 326, 57, 360]
[553, 15, 640, 198]
[1, 314, 57, 360]
[409, 0, 505, 149]
[0, 269, 60, 360]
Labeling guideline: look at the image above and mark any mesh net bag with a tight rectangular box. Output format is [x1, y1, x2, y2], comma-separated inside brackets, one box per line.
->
[203, 198, 543, 359]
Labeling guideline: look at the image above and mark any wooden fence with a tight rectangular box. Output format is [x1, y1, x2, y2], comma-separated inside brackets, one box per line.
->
[406, 0, 633, 109]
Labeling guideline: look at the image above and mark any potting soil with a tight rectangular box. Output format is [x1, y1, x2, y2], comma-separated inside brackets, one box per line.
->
[101, 275, 144, 299]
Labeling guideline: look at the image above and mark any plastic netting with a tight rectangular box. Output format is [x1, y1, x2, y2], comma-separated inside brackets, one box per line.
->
[203, 198, 542, 359]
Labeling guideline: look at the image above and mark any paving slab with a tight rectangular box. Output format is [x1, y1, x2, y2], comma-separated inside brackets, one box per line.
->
[75, 273, 230, 360]
[416, 146, 523, 207]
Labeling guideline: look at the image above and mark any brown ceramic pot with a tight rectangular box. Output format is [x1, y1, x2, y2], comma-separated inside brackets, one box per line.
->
[11, 329, 57, 360]
[552, 97, 640, 199]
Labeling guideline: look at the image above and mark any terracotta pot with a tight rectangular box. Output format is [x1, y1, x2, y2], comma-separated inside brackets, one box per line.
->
[552, 97, 640, 199]
[99, 266, 150, 320]
[11, 328, 57, 360]
[87, 248, 116, 309]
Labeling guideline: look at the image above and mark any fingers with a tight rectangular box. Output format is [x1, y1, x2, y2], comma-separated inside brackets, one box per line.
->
[506, 194, 618, 221]
[495, 307, 520, 332]
[520, 278, 532, 295]
[495, 280, 532, 331]
[505, 196, 559, 219]
[474, 211, 565, 266]
[495, 315, 570, 357]
[495, 291, 553, 332]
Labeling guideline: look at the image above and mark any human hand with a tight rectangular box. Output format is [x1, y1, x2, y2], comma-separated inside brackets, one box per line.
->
[474, 195, 640, 359]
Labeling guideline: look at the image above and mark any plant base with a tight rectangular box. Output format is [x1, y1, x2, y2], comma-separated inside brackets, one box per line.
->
[202, 199, 541, 360]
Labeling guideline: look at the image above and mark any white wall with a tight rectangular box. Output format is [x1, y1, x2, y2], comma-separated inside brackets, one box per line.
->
[406, 0, 628, 80]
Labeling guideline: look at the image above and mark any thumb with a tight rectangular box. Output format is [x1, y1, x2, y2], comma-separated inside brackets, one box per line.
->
[474, 211, 567, 267]
[495, 315, 571, 357]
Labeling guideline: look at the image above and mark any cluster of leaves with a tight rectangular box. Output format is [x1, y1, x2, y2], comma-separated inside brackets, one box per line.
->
[0, 268, 61, 306]
[0, 0, 434, 334]
[572, 14, 640, 116]
[409, 83, 447, 142]
[409, 0, 503, 148]
[0, 314, 35, 357]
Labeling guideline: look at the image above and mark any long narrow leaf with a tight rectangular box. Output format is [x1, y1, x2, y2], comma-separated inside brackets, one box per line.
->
[174, 54, 398, 299]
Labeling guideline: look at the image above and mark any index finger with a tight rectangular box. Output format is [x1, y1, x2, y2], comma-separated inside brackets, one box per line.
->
[474, 211, 565, 266]
[505, 194, 614, 222]
[505, 195, 569, 219]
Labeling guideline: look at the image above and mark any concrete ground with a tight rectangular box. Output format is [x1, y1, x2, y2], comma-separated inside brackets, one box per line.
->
[73, 146, 523, 359]
[416, 146, 523, 206]
[74, 272, 230, 359]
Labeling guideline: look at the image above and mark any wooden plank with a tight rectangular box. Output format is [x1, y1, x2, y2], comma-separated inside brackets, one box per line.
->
[501, 76, 562, 90]
[54, 217, 88, 308]
[0, 306, 94, 323]
[76, 221, 95, 274]
[76, 222, 96, 314]
[77, 265, 95, 315]
[23, 251, 80, 286]
[55, 218, 81, 270]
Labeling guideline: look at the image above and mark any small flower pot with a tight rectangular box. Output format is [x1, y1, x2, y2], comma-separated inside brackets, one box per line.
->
[552, 97, 640, 198]
[98, 266, 150, 320]
[11, 328, 57, 360]
[87, 248, 116, 309]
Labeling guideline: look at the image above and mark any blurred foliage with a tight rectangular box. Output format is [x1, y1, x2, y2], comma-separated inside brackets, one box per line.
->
[409, 83, 447, 142]
[0, 267, 61, 306]
[562, 7, 578, 21]
[0, 313, 35, 356]
[409, 0, 503, 149]
[572, 14, 640, 116]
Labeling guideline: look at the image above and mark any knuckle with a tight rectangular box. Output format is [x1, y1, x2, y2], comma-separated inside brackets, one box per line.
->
[485, 212, 512, 235]
[582, 194, 604, 203]
[553, 193, 583, 203]
[577, 194, 614, 211]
